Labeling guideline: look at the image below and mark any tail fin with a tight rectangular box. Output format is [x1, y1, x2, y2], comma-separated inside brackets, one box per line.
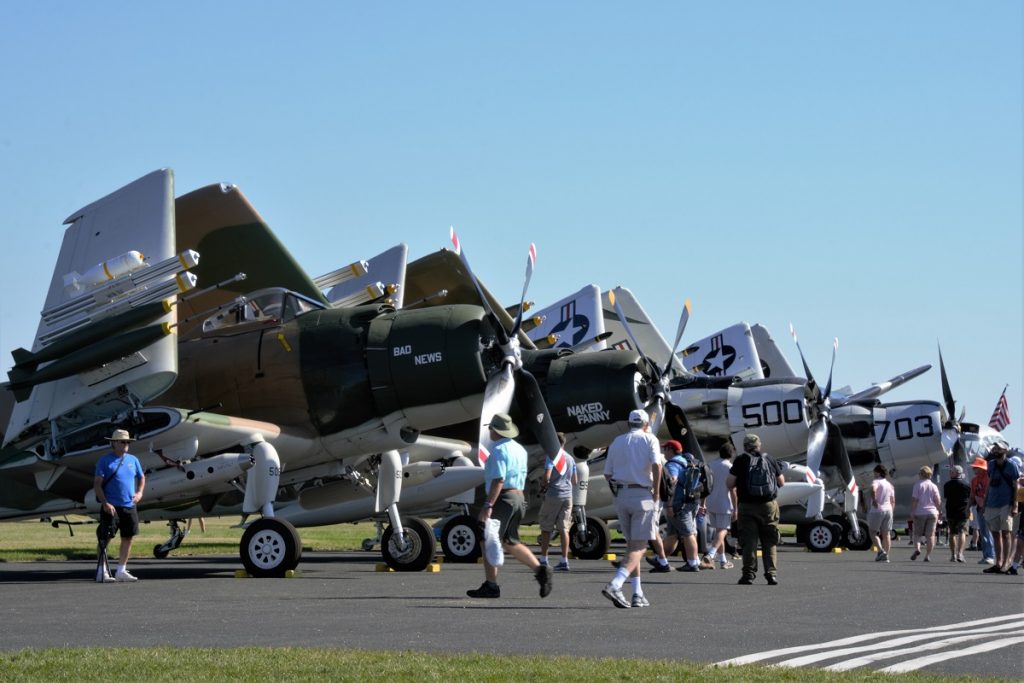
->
[10, 348, 35, 371]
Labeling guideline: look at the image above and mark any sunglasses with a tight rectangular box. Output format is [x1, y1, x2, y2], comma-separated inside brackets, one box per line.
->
[114, 440, 131, 445]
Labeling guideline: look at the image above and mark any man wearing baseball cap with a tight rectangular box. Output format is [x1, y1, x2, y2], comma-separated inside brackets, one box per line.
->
[93, 429, 146, 582]
[601, 408, 661, 608]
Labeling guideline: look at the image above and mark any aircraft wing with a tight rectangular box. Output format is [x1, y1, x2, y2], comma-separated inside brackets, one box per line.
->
[601, 287, 684, 374]
[4, 170, 178, 447]
[526, 285, 607, 351]
[322, 244, 407, 308]
[173, 183, 328, 337]
[678, 322, 764, 380]
[750, 323, 797, 378]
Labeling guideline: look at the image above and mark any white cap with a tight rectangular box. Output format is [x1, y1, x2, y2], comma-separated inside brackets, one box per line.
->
[628, 409, 649, 426]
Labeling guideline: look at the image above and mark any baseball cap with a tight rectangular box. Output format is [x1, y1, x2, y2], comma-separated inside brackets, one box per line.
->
[662, 440, 683, 453]
[743, 434, 760, 448]
[951, 465, 964, 478]
[628, 409, 649, 426]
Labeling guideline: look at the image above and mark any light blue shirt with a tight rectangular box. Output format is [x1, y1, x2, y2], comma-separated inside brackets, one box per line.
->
[484, 438, 528, 494]
[94, 453, 144, 508]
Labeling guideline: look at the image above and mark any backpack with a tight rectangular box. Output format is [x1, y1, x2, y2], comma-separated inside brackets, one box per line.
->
[668, 454, 711, 506]
[659, 456, 681, 502]
[745, 452, 778, 499]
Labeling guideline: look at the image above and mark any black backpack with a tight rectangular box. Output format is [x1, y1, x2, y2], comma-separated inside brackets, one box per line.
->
[745, 452, 777, 499]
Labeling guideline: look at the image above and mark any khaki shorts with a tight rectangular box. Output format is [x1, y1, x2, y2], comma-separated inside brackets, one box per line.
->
[985, 505, 1015, 533]
[538, 496, 572, 533]
[912, 514, 937, 538]
[614, 488, 658, 542]
[867, 508, 893, 537]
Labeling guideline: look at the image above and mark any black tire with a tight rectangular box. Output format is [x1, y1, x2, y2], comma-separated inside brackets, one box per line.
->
[382, 517, 436, 572]
[844, 519, 872, 551]
[153, 544, 170, 560]
[440, 514, 481, 563]
[805, 520, 838, 552]
[240, 518, 302, 578]
[569, 517, 609, 560]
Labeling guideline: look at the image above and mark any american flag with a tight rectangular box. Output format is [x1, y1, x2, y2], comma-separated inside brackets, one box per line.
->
[988, 388, 1011, 432]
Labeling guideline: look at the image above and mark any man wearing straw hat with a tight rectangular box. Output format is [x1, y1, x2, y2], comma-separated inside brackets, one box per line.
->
[93, 429, 146, 582]
[467, 413, 553, 599]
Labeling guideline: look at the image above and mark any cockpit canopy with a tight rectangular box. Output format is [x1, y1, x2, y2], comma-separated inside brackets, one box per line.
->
[201, 287, 325, 333]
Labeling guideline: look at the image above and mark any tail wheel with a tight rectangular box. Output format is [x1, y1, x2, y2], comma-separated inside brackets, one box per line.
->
[569, 516, 609, 560]
[382, 517, 436, 572]
[240, 518, 302, 577]
[440, 514, 481, 563]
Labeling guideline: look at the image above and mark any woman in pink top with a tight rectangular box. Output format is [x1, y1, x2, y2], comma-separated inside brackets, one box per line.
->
[910, 465, 942, 562]
[868, 464, 896, 562]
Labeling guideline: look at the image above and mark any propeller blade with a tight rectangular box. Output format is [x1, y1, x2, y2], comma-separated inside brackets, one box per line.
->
[806, 418, 828, 476]
[833, 364, 932, 406]
[664, 402, 705, 463]
[648, 396, 666, 435]
[509, 243, 537, 336]
[512, 367, 562, 462]
[610, 289, 654, 376]
[822, 337, 838, 402]
[662, 298, 692, 375]
[940, 427, 959, 457]
[450, 226, 509, 345]
[825, 421, 858, 496]
[938, 344, 956, 422]
[790, 323, 820, 404]
[475, 364, 515, 465]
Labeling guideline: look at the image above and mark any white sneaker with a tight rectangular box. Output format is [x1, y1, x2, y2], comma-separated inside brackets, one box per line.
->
[101, 573, 117, 583]
[115, 570, 138, 582]
[631, 593, 650, 608]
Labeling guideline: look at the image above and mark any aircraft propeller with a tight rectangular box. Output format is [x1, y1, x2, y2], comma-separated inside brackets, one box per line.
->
[449, 229, 566, 469]
[789, 325, 857, 493]
[607, 291, 705, 460]
[937, 344, 967, 467]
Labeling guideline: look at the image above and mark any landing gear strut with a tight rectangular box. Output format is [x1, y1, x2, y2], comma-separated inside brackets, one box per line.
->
[153, 520, 187, 559]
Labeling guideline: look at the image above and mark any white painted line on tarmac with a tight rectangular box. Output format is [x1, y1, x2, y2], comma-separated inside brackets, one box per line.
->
[877, 635, 1024, 673]
[715, 612, 1023, 667]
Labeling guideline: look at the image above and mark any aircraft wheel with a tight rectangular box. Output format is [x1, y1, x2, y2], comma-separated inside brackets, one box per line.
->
[569, 517, 609, 560]
[440, 514, 481, 563]
[240, 518, 302, 577]
[382, 517, 436, 572]
[844, 519, 872, 551]
[805, 520, 839, 552]
[153, 544, 170, 560]
[361, 538, 376, 551]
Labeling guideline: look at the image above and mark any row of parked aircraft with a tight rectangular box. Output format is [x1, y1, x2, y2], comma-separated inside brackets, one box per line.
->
[0, 169, 1007, 576]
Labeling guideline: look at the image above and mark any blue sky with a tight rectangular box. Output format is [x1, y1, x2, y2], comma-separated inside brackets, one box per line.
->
[1, 3, 1021, 446]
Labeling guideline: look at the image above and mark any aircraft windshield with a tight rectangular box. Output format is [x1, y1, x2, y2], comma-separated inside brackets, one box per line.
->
[202, 288, 324, 333]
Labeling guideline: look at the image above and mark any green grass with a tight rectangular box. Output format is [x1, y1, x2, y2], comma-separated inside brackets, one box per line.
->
[0, 648, 995, 682]
[0, 517, 381, 562]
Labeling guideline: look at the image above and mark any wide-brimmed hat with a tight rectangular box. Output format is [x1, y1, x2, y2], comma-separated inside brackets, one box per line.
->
[105, 428, 135, 442]
[970, 457, 988, 470]
[488, 413, 519, 439]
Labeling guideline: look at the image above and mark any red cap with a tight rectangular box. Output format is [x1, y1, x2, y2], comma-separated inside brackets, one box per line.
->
[662, 440, 683, 454]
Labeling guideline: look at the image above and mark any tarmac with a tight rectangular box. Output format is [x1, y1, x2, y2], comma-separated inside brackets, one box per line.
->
[0, 540, 1021, 678]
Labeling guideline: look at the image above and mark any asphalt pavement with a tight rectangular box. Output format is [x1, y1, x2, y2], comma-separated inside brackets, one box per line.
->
[1, 540, 1021, 678]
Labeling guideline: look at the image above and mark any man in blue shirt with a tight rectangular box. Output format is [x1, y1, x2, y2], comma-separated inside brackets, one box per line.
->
[93, 429, 146, 582]
[981, 441, 1020, 574]
[537, 433, 578, 571]
[467, 413, 553, 599]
